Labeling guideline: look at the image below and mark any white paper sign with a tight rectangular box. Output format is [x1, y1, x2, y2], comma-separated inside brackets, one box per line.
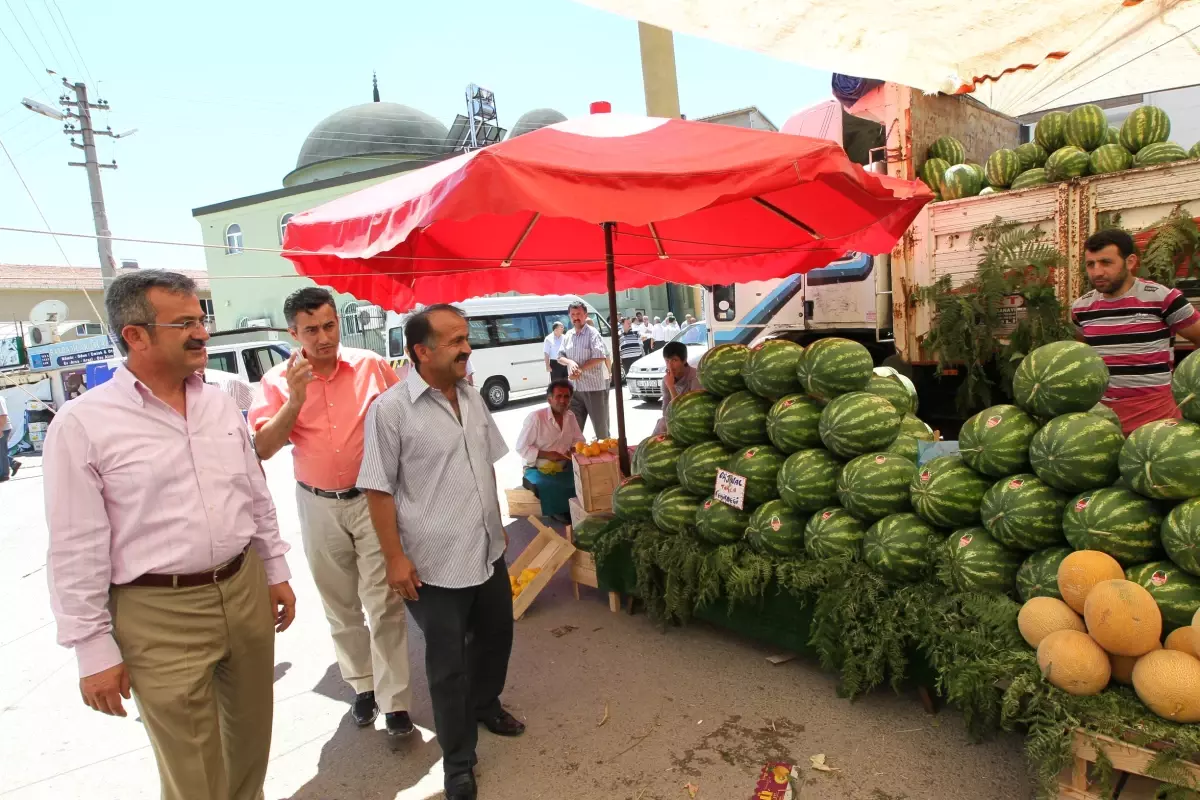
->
[714, 468, 746, 510]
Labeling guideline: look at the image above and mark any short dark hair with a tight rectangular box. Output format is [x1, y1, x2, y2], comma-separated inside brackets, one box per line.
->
[106, 269, 198, 355]
[567, 301, 587, 312]
[283, 287, 336, 327]
[551, 321, 564, 331]
[1085, 229, 1137, 259]
[663, 341, 687, 361]
[405, 303, 465, 369]
[546, 379, 574, 397]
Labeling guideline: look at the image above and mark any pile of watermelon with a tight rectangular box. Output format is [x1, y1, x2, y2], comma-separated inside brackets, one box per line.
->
[917, 105, 1200, 203]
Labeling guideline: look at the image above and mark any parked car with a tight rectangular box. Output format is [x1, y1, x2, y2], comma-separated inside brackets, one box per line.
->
[205, 340, 292, 385]
[626, 323, 709, 402]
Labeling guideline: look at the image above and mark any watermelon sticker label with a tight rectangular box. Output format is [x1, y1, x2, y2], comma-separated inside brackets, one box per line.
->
[1008, 479, 1024, 489]
[1152, 570, 1168, 586]
[1163, 420, 1179, 428]
[782, 399, 794, 408]
[703, 499, 713, 509]
[1075, 496, 1090, 512]
[744, 449, 756, 459]
[654, 435, 666, 442]
[874, 456, 887, 465]
[770, 517, 781, 532]
[985, 415, 1003, 429]
[821, 511, 833, 521]
[920, 469, 931, 483]
[958, 533, 974, 548]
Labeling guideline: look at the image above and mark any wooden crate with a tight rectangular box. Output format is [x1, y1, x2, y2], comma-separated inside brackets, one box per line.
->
[509, 517, 576, 620]
[1060, 728, 1200, 799]
[562, 524, 627, 612]
[504, 488, 541, 519]
[572, 452, 620, 512]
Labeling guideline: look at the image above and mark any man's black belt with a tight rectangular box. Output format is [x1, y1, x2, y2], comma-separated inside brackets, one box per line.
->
[298, 481, 361, 501]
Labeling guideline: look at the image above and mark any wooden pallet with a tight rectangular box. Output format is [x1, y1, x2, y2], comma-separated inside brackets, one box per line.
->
[1061, 729, 1200, 799]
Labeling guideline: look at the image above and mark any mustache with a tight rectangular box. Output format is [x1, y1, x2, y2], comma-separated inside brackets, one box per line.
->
[184, 340, 206, 351]
[455, 353, 470, 362]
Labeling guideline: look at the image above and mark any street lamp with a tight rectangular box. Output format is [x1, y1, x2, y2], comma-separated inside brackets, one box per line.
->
[20, 97, 64, 121]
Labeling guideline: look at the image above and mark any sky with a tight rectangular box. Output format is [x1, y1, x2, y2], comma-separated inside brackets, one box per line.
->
[0, 0, 831, 274]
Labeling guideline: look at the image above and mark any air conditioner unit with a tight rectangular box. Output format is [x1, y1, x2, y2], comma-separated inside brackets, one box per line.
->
[28, 323, 56, 345]
[358, 305, 384, 330]
[246, 317, 272, 328]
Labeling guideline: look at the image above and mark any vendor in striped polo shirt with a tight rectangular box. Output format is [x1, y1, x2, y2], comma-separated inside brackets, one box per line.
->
[1072, 229, 1200, 434]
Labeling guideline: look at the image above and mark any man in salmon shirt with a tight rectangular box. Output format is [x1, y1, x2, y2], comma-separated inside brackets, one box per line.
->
[249, 287, 414, 738]
[1072, 229, 1200, 434]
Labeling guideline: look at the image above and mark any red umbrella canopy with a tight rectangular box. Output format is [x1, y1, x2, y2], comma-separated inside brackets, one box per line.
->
[283, 113, 931, 311]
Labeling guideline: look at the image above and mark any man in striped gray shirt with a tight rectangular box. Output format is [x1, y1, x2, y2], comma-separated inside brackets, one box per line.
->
[357, 304, 523, 800]
[557, 301, 610, 438]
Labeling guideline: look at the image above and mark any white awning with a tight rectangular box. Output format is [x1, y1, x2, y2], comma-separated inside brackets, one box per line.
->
[575, 0, 1200, 116]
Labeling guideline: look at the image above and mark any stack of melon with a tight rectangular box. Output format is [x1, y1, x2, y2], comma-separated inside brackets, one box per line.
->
[917, 105, 1200, 202]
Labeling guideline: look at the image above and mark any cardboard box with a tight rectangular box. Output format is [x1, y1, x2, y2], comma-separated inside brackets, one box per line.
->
[572, 451, 620, 512]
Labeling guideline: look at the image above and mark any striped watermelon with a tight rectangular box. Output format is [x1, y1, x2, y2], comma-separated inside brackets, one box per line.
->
[819, 392, 902, 459]
[965, 162, 987, 186]
[910, 455, 991, 528]
[958, 404, 1039, 477]
[796, 337, 874, 403]
[928, 136, 965, 165]
[946, 527, 1023, 595]
[742, 339, 804, 401]
[713, 390, 771, 448]
[1064, 104, 1108, 151]
[677, 440, 735, 496]
[1045, 146, 1090, 181]
[864, 513, 938, 583]
[1015, 142, 1049, 171]
[1012, 341, 1109, 418]
[941, 164, 983, 200]
[980, 474, 1069, 551]
[651, 486, 704, 534]
[777, 448, 844, 512]
[837, 452, 916, 522]
[1126, 560, 1200, 630]
[1119, 419, 1200, 500]
[887, 434, 920, 463]
[640, 434, 688, 489]
[728, 445, 786, 507]
[632, 436, 649, 476]
[1088, 403, 1122, 428]
[901, 414, 936, 441]
[1011, 168, 1049, 189]
[1134, 142, 1188, 167]
[747, 499, 806, 557]
[919, 158, 950, 197]
[697, 344, 750, 396]
[1035, 111, 1069, 152]
[666, 390, 721, 446]
[1016, 546, 1073, 602]
[865, 370, 917, 415]
[1119, 106, 1171, 153]
[766, 394, 824, 452]
[1089, 143, 1132, 175]
[1105, 127, 1122, 146]
[985, 149, 1022, 188]
[1029, 412, 1124, 492]
[1062, 487, 1165, 566]
[572, 516, 615, 552]
[1161, 498, 1200, 577]
[1172, 350, 1200, 423]
[695, 496, 752, 545]
[805, 506, 867, 560]
[613, 476, 657, 521]
[1191, 142, 1200, 159]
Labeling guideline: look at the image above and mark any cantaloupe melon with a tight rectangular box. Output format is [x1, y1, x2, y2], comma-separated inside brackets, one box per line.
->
[1165, 626, 1197, 655]
[1132, 649, 1200, 723]
[1019, 596, 1086, 648]
[1193, 607, 1200, 658]
[1036, 629, 1112, 696]
[1110, 641, 1161, 686]
[1083, 579, 1163, 657]
[1058, 550, 1125, 614]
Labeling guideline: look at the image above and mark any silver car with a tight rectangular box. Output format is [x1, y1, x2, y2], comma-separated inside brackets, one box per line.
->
[626, 323, 708, 402]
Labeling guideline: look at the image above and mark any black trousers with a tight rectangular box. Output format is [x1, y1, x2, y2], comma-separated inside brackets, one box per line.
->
[549, 362, 569, 382]
[406, 558, 513, 780]
[620, 356, 639, 380]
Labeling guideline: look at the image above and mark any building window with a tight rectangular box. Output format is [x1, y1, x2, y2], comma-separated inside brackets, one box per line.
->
[341, 302, 362, 335]
[199, 298, 215, 325]
[224, 223, 243, 254]
[279, 213, 294, 245]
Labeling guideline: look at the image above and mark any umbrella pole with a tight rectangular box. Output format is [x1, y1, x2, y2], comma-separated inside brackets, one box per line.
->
[603, 221, 631, 476]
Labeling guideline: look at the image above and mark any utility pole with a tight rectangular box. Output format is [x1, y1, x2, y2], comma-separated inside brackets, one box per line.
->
[61, 78, 117, 293]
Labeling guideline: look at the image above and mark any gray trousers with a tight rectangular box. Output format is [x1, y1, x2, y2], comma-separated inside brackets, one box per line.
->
[570, 390, 610, 439]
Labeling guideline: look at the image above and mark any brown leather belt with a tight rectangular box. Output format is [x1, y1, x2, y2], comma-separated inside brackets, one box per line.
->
[118, 548, 248, 589]
[297, 481, 361, 501]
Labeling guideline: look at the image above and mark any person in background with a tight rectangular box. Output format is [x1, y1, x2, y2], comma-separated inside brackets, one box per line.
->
[0, 393, 18, 480]
[585, 317, 613, 376]
[653, 340, 701, 435]
[635, 312, 652, 354]
[618, 317, 644, 380]
[44, 270, 294, 800]
[202, 368, 254, 417]
[249, 287, 413, 737]
[1072, 229, 1200, 434]
[558, 301, 611, 438]
[650, 316, 665, 351]
[544, 321, 568, 381]
[358, 304, 522, 800]
[515, 380, 585, 522]
[684, 314, 697, 328]
[662, 313, 681, 341]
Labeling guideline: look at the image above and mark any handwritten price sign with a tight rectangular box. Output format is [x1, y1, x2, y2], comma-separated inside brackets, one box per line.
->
[714, 468, 747, 510]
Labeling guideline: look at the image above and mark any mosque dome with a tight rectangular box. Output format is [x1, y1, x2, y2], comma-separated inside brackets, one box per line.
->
[507, 108, 567, 139]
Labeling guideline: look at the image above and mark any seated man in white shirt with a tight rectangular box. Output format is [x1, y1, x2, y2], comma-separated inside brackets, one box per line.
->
[515, 380, 585, 519]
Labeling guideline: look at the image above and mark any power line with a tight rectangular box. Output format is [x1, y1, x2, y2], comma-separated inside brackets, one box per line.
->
[22, 0, 63, 69]
[48, 0, 95, 89]
[4, 0, 50, 74]
[42, 0, 79, 77]
[0, 25, 53, 101]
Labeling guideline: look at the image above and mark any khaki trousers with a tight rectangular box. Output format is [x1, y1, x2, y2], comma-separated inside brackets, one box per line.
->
[295, 487, 411, 713]
[110, 548, 275, 800]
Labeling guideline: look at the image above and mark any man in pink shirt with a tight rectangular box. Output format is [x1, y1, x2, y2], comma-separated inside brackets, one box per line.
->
[44, 270, 295, 800]
[249, 287, 413, 737]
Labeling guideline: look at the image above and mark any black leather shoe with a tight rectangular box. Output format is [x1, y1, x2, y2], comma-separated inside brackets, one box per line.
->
[478, 707, 525, 736]
[385, 710, 414, 737]
[351, 691, 378, 727]
[8, 461, 19, 476]
[445, 771, 477, 800]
